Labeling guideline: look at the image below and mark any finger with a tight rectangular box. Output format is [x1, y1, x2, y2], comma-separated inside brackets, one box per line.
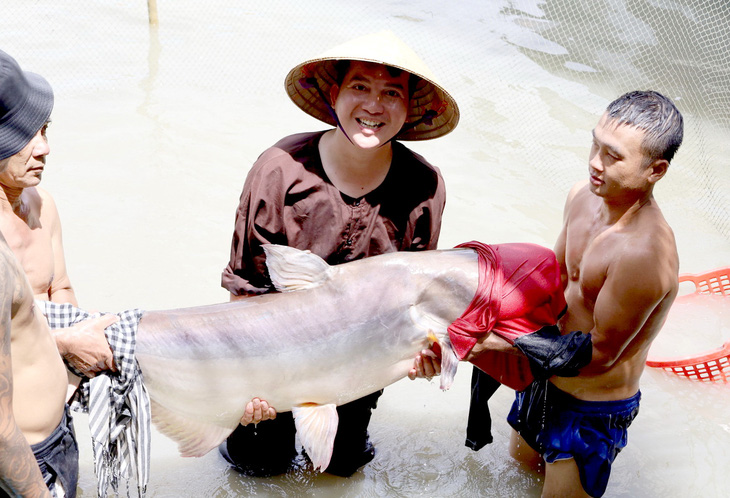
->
[432, 358, 441, 376]
[259, 400, 274, 421]
[408, 352, 420, 380]
[82, 363, 98, 378]
[240, 401, 255, 425]
[251, 398, 263, 422]
[98, 314, 119, 327]
[105, 355, 116, 372]
[267, 407, 277, 420]
[423, 356, 440, 378]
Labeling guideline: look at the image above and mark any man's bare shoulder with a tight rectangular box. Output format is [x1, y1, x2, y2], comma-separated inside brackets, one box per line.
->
[613, 206, 678, 295]
[35, 186, 59, 211]
[33, 186, 62, 224]
[564, 180, 592, 211]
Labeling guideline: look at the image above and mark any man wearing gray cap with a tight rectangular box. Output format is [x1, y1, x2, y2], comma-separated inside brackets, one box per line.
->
[0, 50, 117, 384]
[0, 49, 102, 498]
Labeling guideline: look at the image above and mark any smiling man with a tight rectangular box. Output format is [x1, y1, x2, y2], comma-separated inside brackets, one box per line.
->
[508, 91, 684, 497]
[220, 31, 458, 477]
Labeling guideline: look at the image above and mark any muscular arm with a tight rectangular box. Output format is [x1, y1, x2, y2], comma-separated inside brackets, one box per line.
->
[582, 246, 673, 374]
[0, 273, 51, 497]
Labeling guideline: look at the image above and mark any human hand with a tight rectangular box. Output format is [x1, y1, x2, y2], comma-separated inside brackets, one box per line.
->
[240, 397, 277, 426]
[408, 345, 441, 381]
[54, 314, 119, 377]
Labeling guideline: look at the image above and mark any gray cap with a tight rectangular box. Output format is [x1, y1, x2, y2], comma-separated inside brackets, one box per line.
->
[0, 50, 54, 160]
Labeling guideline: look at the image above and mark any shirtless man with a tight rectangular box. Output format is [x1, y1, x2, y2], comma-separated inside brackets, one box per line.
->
[0, 232, 72, 498]
[507, 91, 684, 497]
[0, 50, 115, 380]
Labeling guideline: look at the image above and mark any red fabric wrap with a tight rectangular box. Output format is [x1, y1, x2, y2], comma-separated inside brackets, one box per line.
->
[447, 241, 566, 391]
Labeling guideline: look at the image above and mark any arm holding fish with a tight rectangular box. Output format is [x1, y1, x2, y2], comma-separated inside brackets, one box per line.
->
[409, 331, 519, 380]
[406, 176, 447, 381]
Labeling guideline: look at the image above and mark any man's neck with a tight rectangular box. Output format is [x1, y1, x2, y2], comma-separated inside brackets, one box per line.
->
[599, 189, 655, 226]
[319, 129, 394, 197]
[0, 184, 29, 216]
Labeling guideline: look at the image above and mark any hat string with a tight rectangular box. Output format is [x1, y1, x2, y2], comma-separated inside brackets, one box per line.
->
[399, 109, 439, 133]
[300, 77, 356, 146]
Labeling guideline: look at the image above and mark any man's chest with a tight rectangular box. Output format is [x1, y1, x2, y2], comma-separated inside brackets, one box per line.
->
[565, 220, 614, 306]
[0, 216, 54, 292]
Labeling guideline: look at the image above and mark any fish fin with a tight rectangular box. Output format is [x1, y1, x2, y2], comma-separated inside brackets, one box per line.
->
[408, 305, 452, 335]
[408, 306, 460, 390]
[150, 399, 235, 458]
[263, 244, 333, 292]
[438, 334, 460, 391]
[292, 403, 339, 471]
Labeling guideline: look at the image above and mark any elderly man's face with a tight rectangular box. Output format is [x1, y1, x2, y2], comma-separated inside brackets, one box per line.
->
[0, 122, 50, 188]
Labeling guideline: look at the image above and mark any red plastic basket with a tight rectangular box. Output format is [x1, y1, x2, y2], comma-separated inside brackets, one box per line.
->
[646, 267, 730, 382]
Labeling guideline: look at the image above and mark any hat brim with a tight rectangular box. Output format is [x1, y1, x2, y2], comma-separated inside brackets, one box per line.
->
[284, 32, 459, 141]
[0, 71, 54, 160]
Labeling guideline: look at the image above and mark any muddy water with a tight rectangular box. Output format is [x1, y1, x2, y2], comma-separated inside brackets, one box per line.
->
[1, 0, 728, 496]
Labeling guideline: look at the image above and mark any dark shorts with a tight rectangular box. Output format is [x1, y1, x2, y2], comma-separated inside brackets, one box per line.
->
[507, 380, 640, 498]
[1, 405, 79, 498]
[220, 390, 382, 477]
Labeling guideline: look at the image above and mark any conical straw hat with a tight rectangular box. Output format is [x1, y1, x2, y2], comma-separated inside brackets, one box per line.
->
[285, 31, 459, 141]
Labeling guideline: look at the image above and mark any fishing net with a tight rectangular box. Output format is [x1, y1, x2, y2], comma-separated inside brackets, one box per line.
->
[499, 0, 730, 238]
[1, 0, 728, 242]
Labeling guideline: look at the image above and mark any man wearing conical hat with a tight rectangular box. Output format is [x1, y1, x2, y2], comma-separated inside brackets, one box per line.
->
[220, 31, 459, 477]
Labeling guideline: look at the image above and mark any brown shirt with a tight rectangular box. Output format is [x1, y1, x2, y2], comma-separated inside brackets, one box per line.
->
[222, 131, 446, 295]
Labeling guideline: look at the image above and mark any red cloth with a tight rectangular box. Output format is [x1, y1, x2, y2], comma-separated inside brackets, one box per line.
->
[447, 241, 566, 391]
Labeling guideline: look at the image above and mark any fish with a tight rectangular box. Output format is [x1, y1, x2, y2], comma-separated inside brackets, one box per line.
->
[134, 244, 480, 471]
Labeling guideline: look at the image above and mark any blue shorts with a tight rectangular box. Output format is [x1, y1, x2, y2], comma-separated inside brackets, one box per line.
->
[507, 380, 640, 498]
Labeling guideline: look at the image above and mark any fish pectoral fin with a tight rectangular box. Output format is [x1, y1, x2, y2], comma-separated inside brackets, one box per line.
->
[263, 244, 333, 292]
[150, 399, 235, 458]
[439, 334, 459, 391]
[408, 306, 459, 390]
[292, 403, 339, 471]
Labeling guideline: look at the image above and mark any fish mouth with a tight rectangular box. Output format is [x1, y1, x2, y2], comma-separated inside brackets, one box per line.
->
[356, 118, 384, 130]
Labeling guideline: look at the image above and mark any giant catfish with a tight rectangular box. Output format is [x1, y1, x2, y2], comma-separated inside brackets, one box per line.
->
[135, 241, 564, 471]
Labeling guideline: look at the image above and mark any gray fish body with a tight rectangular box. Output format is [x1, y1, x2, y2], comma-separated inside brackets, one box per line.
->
[135, 245, 479, 465]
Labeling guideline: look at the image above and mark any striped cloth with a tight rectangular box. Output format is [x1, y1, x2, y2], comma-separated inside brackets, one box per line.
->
[38, 301, 150, 498]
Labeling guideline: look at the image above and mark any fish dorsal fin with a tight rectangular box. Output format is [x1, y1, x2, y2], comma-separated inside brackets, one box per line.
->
[292, 403, 339, 471]
[263, 244, 332, 292]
